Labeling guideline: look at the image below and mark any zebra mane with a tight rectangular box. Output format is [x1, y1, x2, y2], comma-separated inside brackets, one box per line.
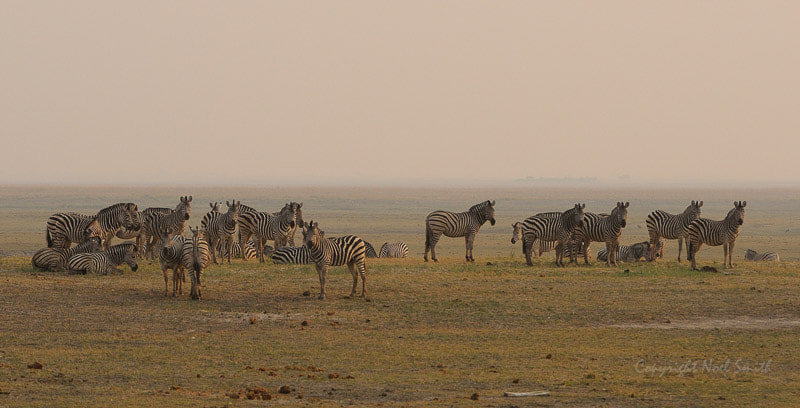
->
[97, 203, 135, 217]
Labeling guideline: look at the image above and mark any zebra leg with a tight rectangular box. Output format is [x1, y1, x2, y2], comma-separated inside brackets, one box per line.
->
[226, 238, 233, 264]
[316, 264, 327, 300]
[464, 234, 472, 262]
[210, 238, 219, 264]
[429, 233, 440, 263]
[723, 242, 729, 268]
[555, 241, 563, 267]
[677, 236, 683, 262]
[649, 232, 659, 262]
[424, 225, 430, 262]
[162, 266, 169, 297]
[347, 262, 358, 298]
[524, 239, 533, 266]
[358, 260, 367, 297]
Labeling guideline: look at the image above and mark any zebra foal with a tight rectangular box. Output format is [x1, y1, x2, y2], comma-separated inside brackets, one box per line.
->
[424, 200, 496, 262]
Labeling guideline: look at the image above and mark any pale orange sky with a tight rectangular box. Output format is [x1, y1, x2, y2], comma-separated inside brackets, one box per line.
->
[1, 1, 798, 186]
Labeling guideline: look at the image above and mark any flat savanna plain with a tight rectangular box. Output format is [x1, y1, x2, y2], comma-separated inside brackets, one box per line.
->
[1, 186, 799, 407]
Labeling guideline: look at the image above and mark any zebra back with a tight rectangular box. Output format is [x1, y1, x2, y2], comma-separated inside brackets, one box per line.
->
[46, 212, 102, 248]
[271, 246, 312, 264]
[363, 241, 378, 258]
[95, 203, 141, 244]
[379, 242, 409, 258]
[32, 237, 102, 271]
[646, 200, 703, 240]
[686, 201, 746, 248]
[744, 249, 779, 261]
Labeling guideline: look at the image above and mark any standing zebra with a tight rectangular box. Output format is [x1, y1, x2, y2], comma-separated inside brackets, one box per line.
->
[154, 226, 186, 297]
[182, 226, 212, 300]
[95, 203, 141, 249]
[271, 246, 312, 264]
[206, 200, 240, 264]
[424, 200, 496, 263]
[517, 204, 585, 267]
[511, 212, 561, 259]
[142, 196, 192, 259]
[646, 200, 703, 262]
[242, 204, 298, 262]
[47, 203, 140, 249]
[116, 207, 174, 257]
[303, 221, 367, 300]
[572, 202, 629, 266]
[32, 237, 102, 272]
[67, 242, 139, 275]
[364, 241, 378, 258]
[597, 241, 653, 263]
[744, 249, 779, 262]
[274, 202, 304, 247]
[45, 213, 102, 248]
[233, 202, 260, 257]
[686, 201, 746, 271]
[379, 242, 409, 258]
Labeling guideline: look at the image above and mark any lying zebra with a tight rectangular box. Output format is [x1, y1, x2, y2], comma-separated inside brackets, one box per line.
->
[744, 249, 780, 262]
[596, 241, 653, 263]
[379, 242, 409, 258]
[32, 237, 102, 272]
[67, 242, 139, 275]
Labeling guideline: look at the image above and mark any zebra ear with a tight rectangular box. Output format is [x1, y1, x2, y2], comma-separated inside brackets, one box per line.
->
[741, 201, 746, 207]
[581, 203, 586, 209]
[699, 201, 703, 207]
[298, 202, 303, 208]
[691, 200, 695, 206]
[491, 200, 496, 207]
[188, 196, 192, 202]
[625, 202, 629, 208]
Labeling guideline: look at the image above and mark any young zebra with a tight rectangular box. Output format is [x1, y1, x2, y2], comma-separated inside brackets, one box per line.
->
[32, 237, 102, 272]
[271, 246, 312, 265]
[424, 200, 496, 263]
[517, 204, 585, 267]
[686, 201, 746, 271]
[364, 241, 378, 258]
[142, 196, 192, 259]
[646, 200, 703, 262]
[597, 241, 652, 263]
[244, 204, 298, 262]
[303, 221, 367, 300]
[67, 242, 139, 275]
[206, 200, 240, 264]
[744, 249, 780, 262]
[379, 242, 409, 258]
[571, 202, 629, 266]
[182, 226, 212, 300]
[154, 226, 186, 297]
[45, 213, 102, 248]
[116, 207, 174, 258]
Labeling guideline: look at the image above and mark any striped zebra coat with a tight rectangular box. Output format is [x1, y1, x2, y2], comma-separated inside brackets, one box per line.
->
[514, 204, 585, 266]
[94, 203, 141, 249]
[424, 200, 496, 262]
[597, 241, 652, 263]
[646, 200, 703, 262]
[154, 226, 186, 297]
[223, 239, 272, 260]
[45, 213, 102, 248]
[572, 202, 629, 266]
[182, 226, 212, 300]
[274, 202, 304, 247]
[241, 204, 298, 262]
[271, 246, 312, 264]
[364, 241, 378, 258]
[686, 201, 746, 270]
[143, 196, 192, 260]
[116, 207, 173, 258]
[206, 201, 240, 264]
[32, 237, 102, 272]
[744, 249, 779, 262]
[67, 242, 139, 275]
[379, 242, 409, 258]
[511, 222, 588, 260]
[233, 202, 260, 255]
[303, 221, 367, 300]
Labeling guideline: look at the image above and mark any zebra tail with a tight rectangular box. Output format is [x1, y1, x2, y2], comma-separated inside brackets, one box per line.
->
[46, 228, 53, 247]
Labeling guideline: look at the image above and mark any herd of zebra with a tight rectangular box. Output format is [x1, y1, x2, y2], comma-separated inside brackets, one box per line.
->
[28, 196, 779, 300]
[30, 197, 408, 300]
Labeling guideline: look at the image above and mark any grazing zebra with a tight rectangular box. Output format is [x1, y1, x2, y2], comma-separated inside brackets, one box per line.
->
[303, 220, 367, 300]
[510, 223, 588, 259]
[66, 242, 139, 275]
[744, 249, 780, 262]
[224, 239, 273, 260]
[424, 200, 496, 263]
[379, 242, 409, 258]
[271, 246, 312, 265]
[142, 196, 192, 259]
[516, 204, 585, 266]
[686, 201, 746, 270]
[182, 226, 212, 300]
[597, 241, 652, 263]
[242, 204, 298, 262]
[116, 207, 174, 257]
[45, 213, 102, 248]
[571, 202, 629, 266]
[364, 241, 378, 258]
[32, 237, 102, 272]
[646, 200, 703, 262]
[206, 200, 240, 264]
[154, 226, 186, 297]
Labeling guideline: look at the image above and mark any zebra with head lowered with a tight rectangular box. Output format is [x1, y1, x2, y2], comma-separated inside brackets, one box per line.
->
[646, 200, 703, 262]
[206, 200, 239, 264]
[363, 241, 378, 258]
[303, 221, 367, 300]
[32, 237, 102, 272]
[116, 207, 173, 258]
[379, 242, 409, 258]
[517, 204, 585, 267]
[597, 241, 653, 263]
[571, 202, 629, 266]
[182, 226, 212, 300]
[45, 213, 102, 248]
[142, 196, 192, 259]
[424, 200, 496, 263]
[686, 201, 746, 271]
[240, 203, 298, 263]
[271, 246, 312, 264]
[67, 242, 139, 275]
[744, 249, 779, 262]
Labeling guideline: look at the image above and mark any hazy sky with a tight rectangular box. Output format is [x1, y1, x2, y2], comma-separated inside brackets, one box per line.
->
[1, 1, 798, 186]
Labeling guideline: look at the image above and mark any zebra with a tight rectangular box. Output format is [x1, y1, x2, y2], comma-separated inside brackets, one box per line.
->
[510, 223, 588, 260]
[646, 200, 703, 262]
[744, 249, 780, 262]
[364, 241, 378, 258]
[206, 200, 239, 264]
[686, 201, 746, 271]
[424, 200, 496, 263]
[303, 220, 367, 300]
[597, 241, 653, 263]
[271, 246, 312, 265]
[116, 207, 174, 257]
[242, 204, 298, 262]
[379, 242, 409, 258]
[274, 202, 304, 247]
[516, 204, 585, 267]
[66, 242, 139, 275]
[570, 203, 629, 266]
[45, 213, 102, 248]
[224, 239, 273, 260]
[233, 202, 260, 257]
[182, 226, 212, 300]
[32, 237, 102, 272]
[201, 202, 222, 230]
[153, 226, 186, 297]
[142, 196, 192, 260]
[94, 203, 141, 249]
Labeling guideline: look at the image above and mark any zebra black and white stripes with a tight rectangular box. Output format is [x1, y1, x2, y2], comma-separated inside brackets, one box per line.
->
[67, 242, 139, 275]
[94, 203, 141, 249]
[424, 200, 496, 262]
[32, 237, 102, 272]
[744, 249, 779, 261]
[271, 246, 312, 264]
[379, 242, 409, 258]
[45, 213, 102, 248]
[515, 204, 585, 267]
[572, 202, 629, 266]
[303, 221, 367, 300]
[154, 226, 186, 297]
[597, 241, 652, 263]
[646, 201, 703, 262]
[364, 241, 378, 258]
[686, 201, 746, 270]
[182, 226, 212, 300]
[242, 204, 298, 262]
[206, 201, 240, 264]
[143, 196, 192, 260]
